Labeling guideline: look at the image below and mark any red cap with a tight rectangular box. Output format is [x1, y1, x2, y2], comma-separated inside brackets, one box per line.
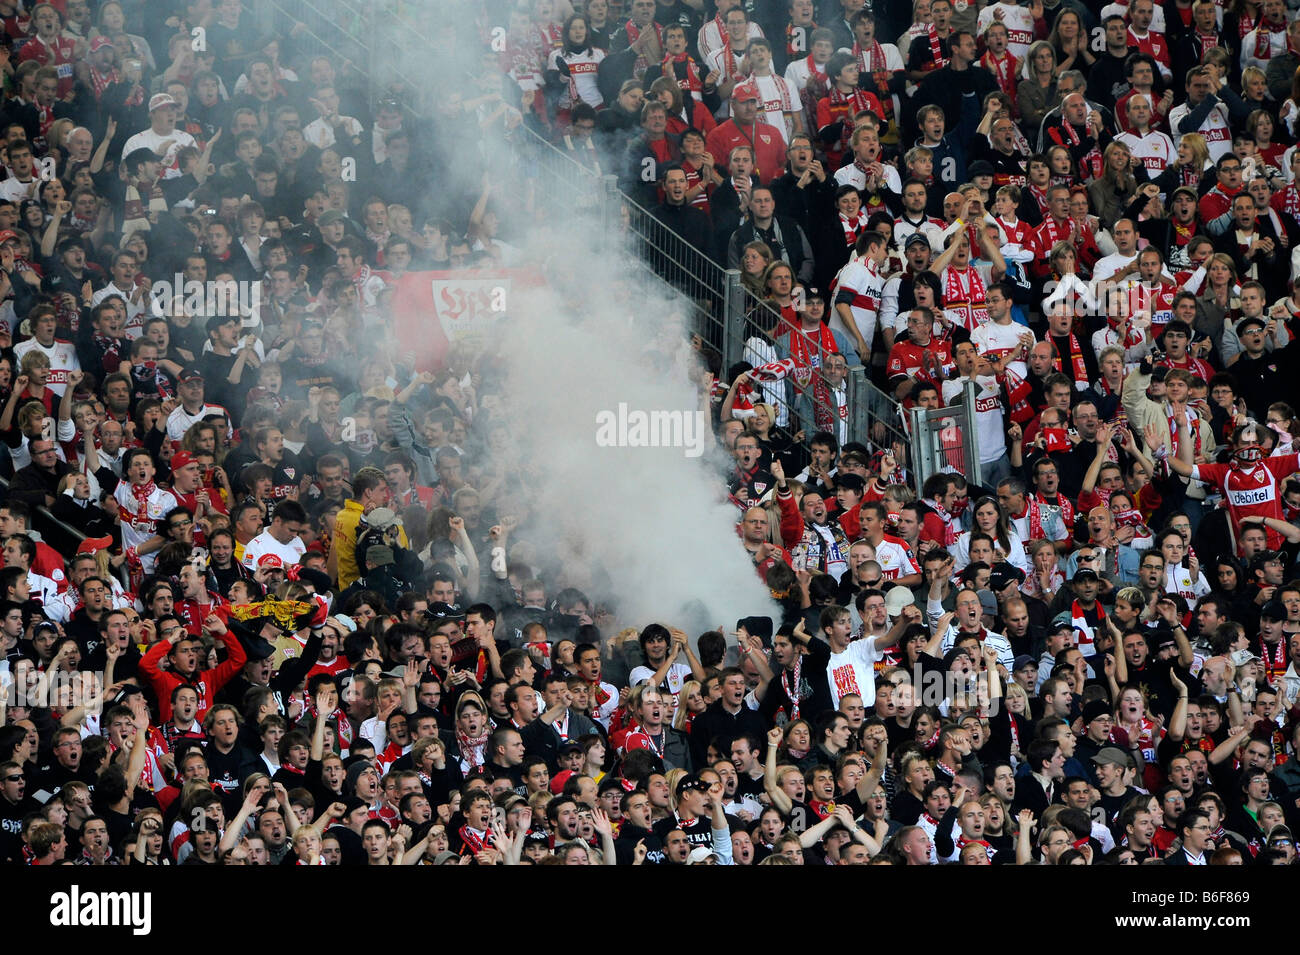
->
[549, 769, 575, 795]
[89, 36, 112, 52]
[170, 451, 197, 470]
[0, 230, 18, 245]
[76, 535, 114, 555]
[257, 554, 284, 570]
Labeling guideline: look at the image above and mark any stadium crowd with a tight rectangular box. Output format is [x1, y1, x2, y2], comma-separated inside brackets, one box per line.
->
[1, 0, 1300, 870]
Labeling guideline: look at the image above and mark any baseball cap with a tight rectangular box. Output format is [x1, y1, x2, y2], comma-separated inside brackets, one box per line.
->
[257, 553, 284, 570]
[1012, 654, 1037, 672]
[904, 232, 931, 250]
[1260, 599, 1288, 622]
[1071, 568, 1101, 583]
[686, 846, 718, 864]
[884, 586, 915, 618]
[1236, 315, 1267, 334]
[1228, 648, 1260, 667]
[318, 209, 345, 226]
[76, 535, 114, 555]
[976, 588, 997, 616]
[967, 160, 994, 178]
[675, 774, 710, 798]
[988, 566, 1024, 592]
[1091, 746, 1129, 768]
[170, 450, 197, 470]
[148, 93, 178, 112]
[1171, 185, 1198, 202]
[1250, 550, 1284, 572]
[89, 36, 112, 53]
[424, 601, 465, 621]
[549, 769, 575, 795]
[732, 82, 759, 102]
[0, 230, 18, 245]
[177, 365, 204, 383]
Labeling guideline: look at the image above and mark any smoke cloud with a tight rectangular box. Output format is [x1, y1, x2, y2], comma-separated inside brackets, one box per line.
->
[375, 4, 778, 634]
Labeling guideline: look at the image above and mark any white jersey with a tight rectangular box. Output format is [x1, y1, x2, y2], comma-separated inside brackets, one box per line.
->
[833, 161, 902, 194]
[0, 177, 37, 203]
[302, 114, 365, 151]
[547, 47, 605, 108]
[970, 320, 1029, 379]
[748, 72, 796, 135]
[697, 16, 764, 62]
[1168, 99, 1233, 161]
[870, 534, 921, 580]
[241, 530, 306, 570]
[166, 402, 230, 442]
[1164, 564, 1210, 601]
[783, 55, 827, 94]
[942, 373, 1008, 465]
[120, 127, 198, 179]
[12, 339, 79, 395]
[1115, 129, 1175, 176]
[91, 281, 148, 339]
[827, 638, 883, 708]
[1240, 26, 1287, 73]
[976, 3, 1036, 60]
[831, 256, 884, 356]
[115, 482, 180, 574]
[938, 625, 1015, 671]
[838, 41, 904, 74]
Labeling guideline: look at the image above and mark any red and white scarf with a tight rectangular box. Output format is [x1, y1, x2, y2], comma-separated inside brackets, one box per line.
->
[926, 23, 948, 70]
[1052, 333, 1089, 383]
[839, 210, 868, 249]
[981, 50, 1017, 101]
[782, 319, 837, 425]
[456, 725, 490, 769]
[1058, 120, 1103, 180]
[923, 497, 958, 546]
[1255, 15, 1285, 59]
[803, 52, 828, 88]
[944, 265, 988, 330]
[1071, 598, 1103, 655]
[626, 19, 665, 73]
[719, 31, 745, 81]
[1000, 367, 1035, 424]
[852, 41, 896, 120]
[458, 825, 494, 855]
[1168, 405, 1202, 460]
[663, 52, 703, 96]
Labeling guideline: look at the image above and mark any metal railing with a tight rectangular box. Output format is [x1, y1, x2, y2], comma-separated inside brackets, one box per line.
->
[909, 379, 984, 489]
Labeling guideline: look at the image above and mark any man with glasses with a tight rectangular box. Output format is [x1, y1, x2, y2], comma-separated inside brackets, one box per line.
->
[1167, 808, 1215, 864]
[1198, 152, 1247, 234]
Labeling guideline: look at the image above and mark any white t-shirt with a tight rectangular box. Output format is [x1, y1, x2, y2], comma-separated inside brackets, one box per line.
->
[976, 3, 1036, 60]
[120, 127, 198, 179]
[827, 638, 882, 708]
[13, 339, 80, 396]
[241, 530, 306, 570]
[970, 320, 1029, 379]
[1115, 129, 1175, 176]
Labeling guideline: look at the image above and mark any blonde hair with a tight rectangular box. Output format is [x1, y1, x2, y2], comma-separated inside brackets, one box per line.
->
[1179, 133, 1211, 172]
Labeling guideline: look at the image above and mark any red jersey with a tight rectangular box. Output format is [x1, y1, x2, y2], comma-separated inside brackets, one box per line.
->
[887, 338, 955, 384]
[1155, 352, 1212, 382]
[18, 34, 77, 97]
[1193, 453, 1300, 548]
[704, 119, 787, 182]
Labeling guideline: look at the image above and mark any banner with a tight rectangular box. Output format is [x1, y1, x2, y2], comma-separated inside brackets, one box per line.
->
[391, 269, 543, 370]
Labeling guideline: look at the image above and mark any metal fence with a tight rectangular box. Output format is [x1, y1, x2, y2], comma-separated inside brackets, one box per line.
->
[909, 379, 984, 489]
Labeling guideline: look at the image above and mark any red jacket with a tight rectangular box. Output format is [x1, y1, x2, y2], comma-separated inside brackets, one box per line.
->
[139, 633, 247, 723]
[705, 119, 787, 183]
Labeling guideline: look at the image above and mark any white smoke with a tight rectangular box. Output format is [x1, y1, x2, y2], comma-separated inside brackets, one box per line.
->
[366, 1, 779, 633]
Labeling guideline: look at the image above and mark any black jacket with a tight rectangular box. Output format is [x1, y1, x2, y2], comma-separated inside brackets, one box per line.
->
[688, 699, 768, 769]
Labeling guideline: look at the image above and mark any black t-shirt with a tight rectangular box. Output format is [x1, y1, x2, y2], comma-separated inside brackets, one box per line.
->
[652, 812, 713, 849]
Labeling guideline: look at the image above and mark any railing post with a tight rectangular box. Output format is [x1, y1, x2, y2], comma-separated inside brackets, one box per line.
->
[600, 174, 620, 239]
[722, 268, 744, 372]
[846, 366, 871, 448]
[910, 406, 930, 495]
[962, 377, 982, 488]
